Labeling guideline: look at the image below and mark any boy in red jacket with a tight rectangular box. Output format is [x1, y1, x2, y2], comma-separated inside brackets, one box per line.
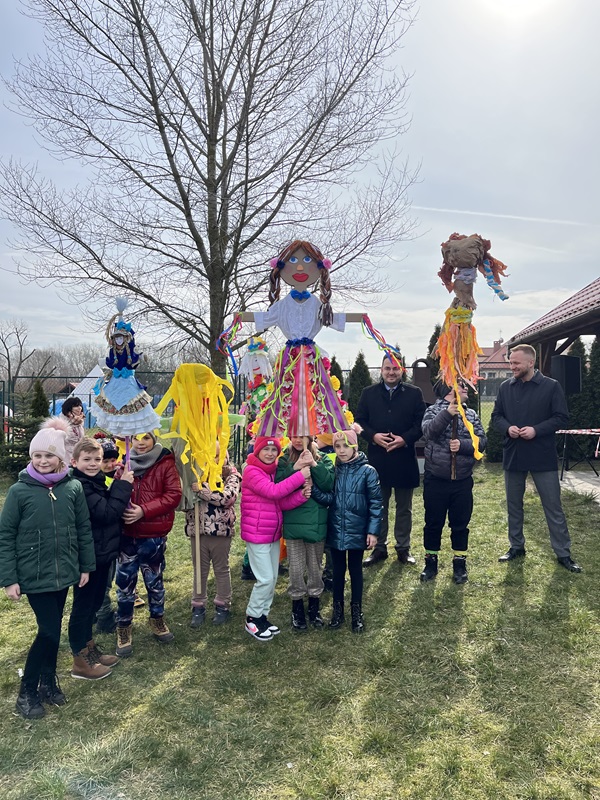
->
[115, 433, 182, 657]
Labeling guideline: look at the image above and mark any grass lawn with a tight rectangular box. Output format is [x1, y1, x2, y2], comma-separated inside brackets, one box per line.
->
[1, 465, 600, 800]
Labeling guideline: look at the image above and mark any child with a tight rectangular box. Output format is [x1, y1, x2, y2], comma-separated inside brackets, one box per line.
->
[60, 397, 85, 463]
[240, 436, 310, 642]
[420, 381, 487, 584]
[276, 437, 334, 630]
[0, 418, 95, 718]
[115, 432, 182, 656]
[316, 429, 382, 633]
[68, 438, 133, 678]
[184, 448, 241, 627]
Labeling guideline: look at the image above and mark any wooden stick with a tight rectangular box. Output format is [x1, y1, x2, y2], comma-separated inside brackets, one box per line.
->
[450, 393, 458, 481]
[194, 500, 202, 600]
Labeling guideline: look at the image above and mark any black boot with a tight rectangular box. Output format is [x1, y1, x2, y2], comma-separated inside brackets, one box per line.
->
[39, 673, 67, 706]
[307, 596, 324, 629]
[291, 599, 308, 631]
[351, 603, 365, 633]
[16, 679, 45, 719]
[452, 556, 468, 584]
[420, 554, 438, 582]
[329, 601, 344, 629]
[240, 563, 256, 581]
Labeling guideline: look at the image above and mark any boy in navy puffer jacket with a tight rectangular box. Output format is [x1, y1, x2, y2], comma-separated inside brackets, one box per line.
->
[420, 381, 486, 585]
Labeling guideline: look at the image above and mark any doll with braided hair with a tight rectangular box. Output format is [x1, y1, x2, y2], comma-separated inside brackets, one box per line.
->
[239, 240, 363, 438]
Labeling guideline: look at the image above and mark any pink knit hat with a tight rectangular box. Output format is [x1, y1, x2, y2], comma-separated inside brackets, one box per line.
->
[332, 429, 358, 448]
[29, 417, 69, 462]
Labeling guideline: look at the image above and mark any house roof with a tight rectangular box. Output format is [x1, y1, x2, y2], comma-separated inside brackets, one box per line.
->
[508, 278, 600, 344]
[479, 343, 509, 369]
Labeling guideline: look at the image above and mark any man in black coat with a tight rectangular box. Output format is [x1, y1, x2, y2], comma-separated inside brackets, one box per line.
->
[355, 357, 426, 566]
[491, 343, 582, 572]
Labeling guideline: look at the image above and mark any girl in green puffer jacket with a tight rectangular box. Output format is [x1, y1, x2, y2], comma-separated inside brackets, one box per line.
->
[276, 437, 335, 631]
[0, 418, 95, 720]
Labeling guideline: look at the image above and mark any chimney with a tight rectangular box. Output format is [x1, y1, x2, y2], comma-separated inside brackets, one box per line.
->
[493, 338, 504, 352]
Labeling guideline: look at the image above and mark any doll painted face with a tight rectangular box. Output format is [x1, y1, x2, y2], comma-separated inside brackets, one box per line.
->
[280, 246, 321, 289]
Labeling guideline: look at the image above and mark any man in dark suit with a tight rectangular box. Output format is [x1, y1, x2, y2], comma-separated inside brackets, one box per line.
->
[356, 357, 426, 566]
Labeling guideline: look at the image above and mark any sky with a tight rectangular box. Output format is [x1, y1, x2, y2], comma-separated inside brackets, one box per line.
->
[0, 0, 598, 369]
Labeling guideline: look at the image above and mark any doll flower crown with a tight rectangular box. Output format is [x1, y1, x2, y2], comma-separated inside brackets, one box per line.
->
[270, 257, 331, 270]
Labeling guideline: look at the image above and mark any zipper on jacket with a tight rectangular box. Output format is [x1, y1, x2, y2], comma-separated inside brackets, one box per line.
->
[49, 486, 60, 590]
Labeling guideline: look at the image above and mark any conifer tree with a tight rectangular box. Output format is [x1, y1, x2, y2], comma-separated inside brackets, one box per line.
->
[347, 352, 372, 414]
[329, 355, 345, 396]
[426, 324, 441, 384]
[30, 380, 49, 419]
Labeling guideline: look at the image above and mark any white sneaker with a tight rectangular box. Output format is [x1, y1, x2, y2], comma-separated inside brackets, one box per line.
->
[245, 616, 273, 642]
[260, 615, 280, 635]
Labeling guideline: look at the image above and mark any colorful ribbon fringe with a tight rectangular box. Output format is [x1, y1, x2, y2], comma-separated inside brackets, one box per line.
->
[216, 314, 242, 377]
[361, 315, 405, 371]
[437, 306, 483, 460]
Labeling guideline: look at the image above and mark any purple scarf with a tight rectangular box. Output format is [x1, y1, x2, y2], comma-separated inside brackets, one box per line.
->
[26, 463, 70, 486]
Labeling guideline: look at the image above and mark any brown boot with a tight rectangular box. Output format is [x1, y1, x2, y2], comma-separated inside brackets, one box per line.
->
[116, 625, 133, 657]
[86, 639, 119, 667]
[149, 616, 175, 643]
[71, 647, 112, 680]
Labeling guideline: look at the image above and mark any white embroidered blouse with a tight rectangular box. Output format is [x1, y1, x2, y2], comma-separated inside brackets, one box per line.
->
[254, 293, 346, 342]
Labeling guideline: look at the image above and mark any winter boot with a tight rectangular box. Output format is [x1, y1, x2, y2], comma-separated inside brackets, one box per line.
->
[351, 602, 365, 634]
[149, 616, 175, 643]
[190, 607, 206, 628]
[420, 554, 438, 583]
[39, 673, 67, 706]
[16, 679, 45, 719]
[115, 625, 133, 657]
[291, 599, 308, 631]
[329, 601, 345, 630]
[212, 606, 231, 625]
[452, 555, 468, 585]
[307, 596, 325, 629]
[87, 639, 119, 667]
[240, 563, 256, 581]
[71, 647, 112, 680]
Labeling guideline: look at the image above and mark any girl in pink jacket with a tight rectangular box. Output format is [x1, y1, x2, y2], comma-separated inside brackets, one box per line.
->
[241, 437, 310, 642]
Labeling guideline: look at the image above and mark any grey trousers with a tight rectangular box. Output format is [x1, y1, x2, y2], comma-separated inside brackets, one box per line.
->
[505, 470, 572, 559]
[374, 485, 413, 553]
[285, 539, 325, 600]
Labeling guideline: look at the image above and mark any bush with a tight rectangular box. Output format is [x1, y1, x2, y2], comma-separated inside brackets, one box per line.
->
[485, 415, 504, 463]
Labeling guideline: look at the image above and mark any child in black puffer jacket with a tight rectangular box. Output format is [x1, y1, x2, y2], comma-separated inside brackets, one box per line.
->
[69, 437, 133, 679]
[420, 381, 487, 585]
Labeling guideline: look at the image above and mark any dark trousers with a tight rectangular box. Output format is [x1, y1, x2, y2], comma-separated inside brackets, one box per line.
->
[423, 473, 473, 553]
[24, 588, 69, 687]
[505, 470, 572, 558]
[95, 559, 116, 627]
[331, 548, 364, 605]
[68, 563, 112, 654]
[116, 536, 167, 625]
[375, 485, 413, 553]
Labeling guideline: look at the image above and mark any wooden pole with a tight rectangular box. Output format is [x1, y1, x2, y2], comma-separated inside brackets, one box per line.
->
[194, 500, 202, 600]
[450, 390, 458, 481]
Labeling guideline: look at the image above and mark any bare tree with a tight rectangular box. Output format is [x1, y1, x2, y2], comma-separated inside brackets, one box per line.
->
[0, 319, 54, 392]
[1, 0, 417, 374]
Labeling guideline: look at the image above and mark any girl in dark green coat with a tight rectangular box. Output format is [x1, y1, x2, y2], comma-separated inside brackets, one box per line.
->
[276, 437, 335, 631]
[0, 418, 95, 719]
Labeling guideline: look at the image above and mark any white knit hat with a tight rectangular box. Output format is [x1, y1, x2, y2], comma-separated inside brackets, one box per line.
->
[29, 417, 69, 463]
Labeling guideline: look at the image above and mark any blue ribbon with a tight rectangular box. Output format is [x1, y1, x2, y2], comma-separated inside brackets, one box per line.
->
[286, 337, 315, 347]
[290, 289, 311, 301]
[114, 320, 133, 332]
[112, 367, 134, 378]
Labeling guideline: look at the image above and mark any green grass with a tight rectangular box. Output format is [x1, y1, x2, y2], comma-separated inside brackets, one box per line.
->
[1, 465, 600, 799]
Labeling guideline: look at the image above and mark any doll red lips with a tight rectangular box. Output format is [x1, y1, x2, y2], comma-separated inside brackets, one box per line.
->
[293, 273, 309, 282]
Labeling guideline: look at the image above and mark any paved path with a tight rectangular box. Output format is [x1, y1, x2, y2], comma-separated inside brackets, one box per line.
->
[561, 469, 600, 502]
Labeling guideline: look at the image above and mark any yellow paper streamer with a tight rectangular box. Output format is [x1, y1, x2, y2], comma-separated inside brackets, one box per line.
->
[155, 364, 234, 490]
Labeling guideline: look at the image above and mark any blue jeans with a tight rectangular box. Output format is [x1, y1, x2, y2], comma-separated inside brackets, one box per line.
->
[116, 536, 167, 625]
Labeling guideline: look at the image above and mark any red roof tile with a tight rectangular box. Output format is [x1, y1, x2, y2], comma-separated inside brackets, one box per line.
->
[509, 278, 600, 343]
